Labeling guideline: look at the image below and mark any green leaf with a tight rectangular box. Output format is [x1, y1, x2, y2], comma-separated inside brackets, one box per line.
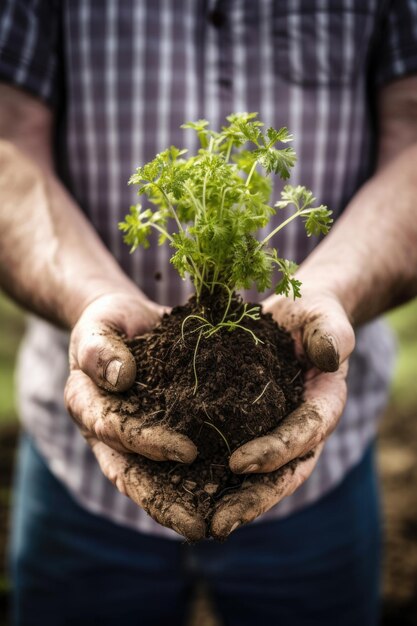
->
[275, 275, 302, 299]
[275, 185, 315, 210]
[125, 112, 332, 303]
[269, 251, 302, 299]
[170, 231, 201, 280]
[229, 236, 273, 292]
[303, 206, 333, 237]
[181, 119, 210, 148]
[222, 112, 264, 147]
[232, 149, 258, 173]
[118, 204, 152, 251]
[266, 126, 293, 146]
[255, 147, 297, 179]
[181, 119, 209, 132]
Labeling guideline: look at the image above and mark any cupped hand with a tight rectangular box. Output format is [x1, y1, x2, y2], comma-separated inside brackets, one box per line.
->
[210, 286, 355, 539]
[64, 291, 205, 540]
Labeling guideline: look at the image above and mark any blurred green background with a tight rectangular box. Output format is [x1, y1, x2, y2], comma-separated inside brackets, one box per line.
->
[0, 292, 416, 625]
[0, 295, 25, 425]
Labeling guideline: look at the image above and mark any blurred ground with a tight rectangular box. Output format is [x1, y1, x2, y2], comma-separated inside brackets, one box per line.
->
[378, 302, 417, 625]
[0, 294, 416, 625]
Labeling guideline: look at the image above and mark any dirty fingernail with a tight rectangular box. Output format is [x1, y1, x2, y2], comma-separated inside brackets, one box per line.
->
[168, 447, 196, 464]
[241, 463, 260, 474]
[105, 359, 122, 387]
[309, 333, 339, 372]
[324, 335, 339, 371]
[327, 335, 338, 355]
[170, 451, 188, 463]
[229, 521, 241, 534]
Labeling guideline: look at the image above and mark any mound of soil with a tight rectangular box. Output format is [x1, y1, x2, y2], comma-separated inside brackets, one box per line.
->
[122, 293, 304, 536]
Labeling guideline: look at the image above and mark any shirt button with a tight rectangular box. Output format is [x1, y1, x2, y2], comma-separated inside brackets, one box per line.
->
[219, 77, 232, 88]
[209, 9, 225, 28]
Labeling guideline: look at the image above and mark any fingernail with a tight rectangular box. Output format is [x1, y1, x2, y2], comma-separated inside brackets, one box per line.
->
[105, 359, 122, 387]
[168, 449, 193, 464]
[241, 463, 260, 474]
[171, 451, 187, 463]
[326, 335, 339, 370]
[229, 521, 241, 534]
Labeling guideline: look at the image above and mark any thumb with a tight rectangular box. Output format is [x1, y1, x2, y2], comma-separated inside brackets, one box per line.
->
[72, 322, 136, 393]
[302, 297, 355, 372]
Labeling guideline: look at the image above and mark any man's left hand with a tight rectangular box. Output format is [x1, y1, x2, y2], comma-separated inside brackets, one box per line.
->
[210, 286, 355, 539]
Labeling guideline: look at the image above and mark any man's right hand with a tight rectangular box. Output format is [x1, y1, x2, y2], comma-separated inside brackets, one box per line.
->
[0, 86, 206, 539]
[64, 291, 206, 540]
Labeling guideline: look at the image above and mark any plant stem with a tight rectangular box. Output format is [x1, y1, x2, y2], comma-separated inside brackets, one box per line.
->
[181, 314, 213, 342]
[219, 186, 233, 222]
[210, 267, 220, 293]
[289, 369, 302, 384]
[192, 329, 203, 394]
[186, 253, 206, 298]
[225, 139, 233, 163]
[212, 322, 263, 345]
[203, 421, 231, 455]
[148, 223, 174, 242]
[198, 131, 208, 149]
[203, 171, 209, 212]
[185, 184, 204, 215]
[245, 160, 258, 188]
[258, 209, 301, 249]
[220, 284, 233, 324]
[151, 182, 184, 233]
[252, 380, 272, 404]
[259, 204, 320, 249]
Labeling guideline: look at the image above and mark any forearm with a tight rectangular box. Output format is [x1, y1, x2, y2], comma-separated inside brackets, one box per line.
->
[0, 139, 140, 328]
[297, 141, 417, 326]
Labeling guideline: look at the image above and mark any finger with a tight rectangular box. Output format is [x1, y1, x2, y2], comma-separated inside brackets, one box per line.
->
[212, 445, 323, 540]
[65, 370, 197, 463]
[230, 362, 347, 474]
[302, 300, 355, 372]
[89, 438, 206, 542]
[72, 320, 136, 393]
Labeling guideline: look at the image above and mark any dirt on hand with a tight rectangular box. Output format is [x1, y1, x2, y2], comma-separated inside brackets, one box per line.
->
[120, 294, 304, 539]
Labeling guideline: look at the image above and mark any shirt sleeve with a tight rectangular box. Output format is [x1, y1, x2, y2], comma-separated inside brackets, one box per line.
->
[0, 0, 59, 106]
[373, 0, 417, 87]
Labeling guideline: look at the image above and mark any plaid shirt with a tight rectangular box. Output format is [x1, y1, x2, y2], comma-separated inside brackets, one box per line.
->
[1, 0, 416, 538]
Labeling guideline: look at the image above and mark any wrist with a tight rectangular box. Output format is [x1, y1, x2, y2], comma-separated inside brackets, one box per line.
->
[295, 264, 355, 319]
[264, 263, 352, 318]
[63, 275, 149, 329]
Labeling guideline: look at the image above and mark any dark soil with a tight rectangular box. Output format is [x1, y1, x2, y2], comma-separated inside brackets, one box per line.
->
[124, 293, 304, 531]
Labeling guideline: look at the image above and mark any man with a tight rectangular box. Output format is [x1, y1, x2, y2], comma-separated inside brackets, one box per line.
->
[1, 1, 417, 624]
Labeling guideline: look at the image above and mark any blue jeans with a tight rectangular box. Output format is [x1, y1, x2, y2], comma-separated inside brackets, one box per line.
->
[9, 435, 381, 626]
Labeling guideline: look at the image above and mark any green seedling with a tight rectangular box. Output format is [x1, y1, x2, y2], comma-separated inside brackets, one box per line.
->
[121, 112, 331, 301]
[119, 112, 333, 390]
